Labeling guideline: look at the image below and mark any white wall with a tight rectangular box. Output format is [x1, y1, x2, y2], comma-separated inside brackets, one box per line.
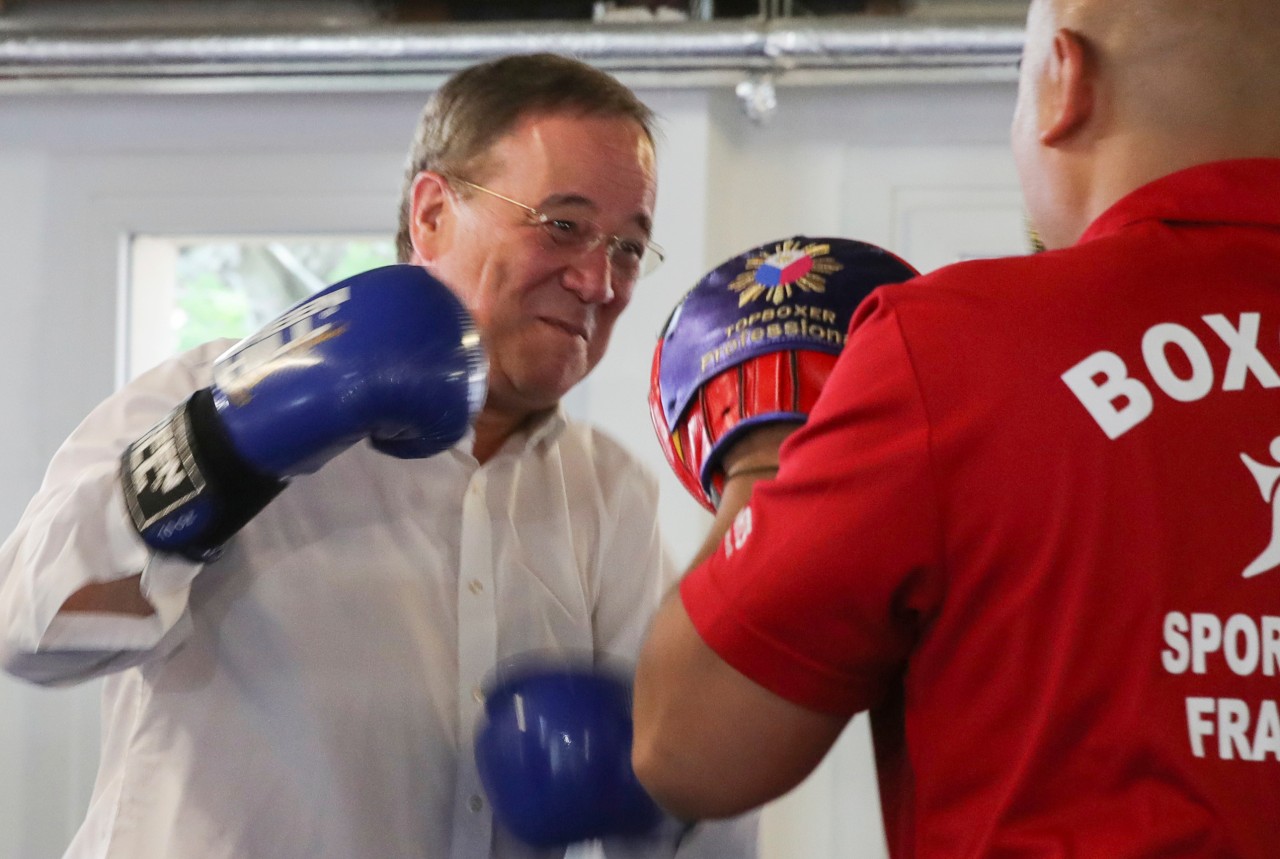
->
[0, 78, 1024, 859]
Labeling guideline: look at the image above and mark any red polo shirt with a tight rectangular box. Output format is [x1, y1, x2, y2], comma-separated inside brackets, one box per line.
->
[683, 159, 1280, 858]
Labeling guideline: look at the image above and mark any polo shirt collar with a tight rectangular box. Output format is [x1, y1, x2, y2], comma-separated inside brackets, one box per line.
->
[1080, 158, 1280, 244]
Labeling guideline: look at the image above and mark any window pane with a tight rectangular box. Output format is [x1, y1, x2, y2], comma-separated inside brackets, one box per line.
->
[128, 235, 395, 380]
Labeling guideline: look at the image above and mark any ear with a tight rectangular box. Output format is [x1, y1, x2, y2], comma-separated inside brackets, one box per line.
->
[407, 170, 451, 264]
[1040, 28, 1095, 146]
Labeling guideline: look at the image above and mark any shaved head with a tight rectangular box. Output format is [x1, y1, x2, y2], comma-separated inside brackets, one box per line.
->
[1062, 0, 1280, 136]
[1013, 0, 1280, 249]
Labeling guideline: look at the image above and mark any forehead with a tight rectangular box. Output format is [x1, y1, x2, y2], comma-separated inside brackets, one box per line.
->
[481, 111, 657, 214]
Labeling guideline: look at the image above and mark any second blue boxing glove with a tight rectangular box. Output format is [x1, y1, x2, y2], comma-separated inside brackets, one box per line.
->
[475, 657, 666, 848]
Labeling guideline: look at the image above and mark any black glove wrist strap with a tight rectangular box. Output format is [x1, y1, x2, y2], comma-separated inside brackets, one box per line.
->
[121, 389, 286, 562]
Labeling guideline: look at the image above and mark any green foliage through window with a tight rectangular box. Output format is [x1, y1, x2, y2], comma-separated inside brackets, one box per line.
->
[173, 238, 396, 352]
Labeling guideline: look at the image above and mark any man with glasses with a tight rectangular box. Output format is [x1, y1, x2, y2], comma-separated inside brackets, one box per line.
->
[0, 53, 754, 859]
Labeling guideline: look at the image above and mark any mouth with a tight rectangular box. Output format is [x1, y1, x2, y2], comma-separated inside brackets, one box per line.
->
[539, 317, 590, 340]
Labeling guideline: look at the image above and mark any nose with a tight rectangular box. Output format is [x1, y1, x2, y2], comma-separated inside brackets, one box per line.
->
[561, 241, 615, 305]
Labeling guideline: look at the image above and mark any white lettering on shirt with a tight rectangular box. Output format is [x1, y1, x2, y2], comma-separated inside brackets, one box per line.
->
[722, 504, 755, 559]
[1162, 610, 1280, 762]
[1062, 313, 1280, 439]
[1184, 697, 1280, 761]
[1060, 351, 1154, 440]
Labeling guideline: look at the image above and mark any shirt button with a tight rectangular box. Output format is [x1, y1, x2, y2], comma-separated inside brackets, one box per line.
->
[468, 579, 484, 594]
[472, 686, 485, 704]
[469, 795, 484, 813]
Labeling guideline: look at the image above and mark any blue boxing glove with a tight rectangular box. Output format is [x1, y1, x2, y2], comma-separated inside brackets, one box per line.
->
[120, 264, 487, 561]
[475, 657, 666, 849]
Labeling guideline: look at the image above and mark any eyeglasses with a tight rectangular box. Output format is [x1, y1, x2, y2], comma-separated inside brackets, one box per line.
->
[452, 178, 665, 280]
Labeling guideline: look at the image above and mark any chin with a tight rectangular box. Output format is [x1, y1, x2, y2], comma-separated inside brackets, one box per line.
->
[510, 373, 583, 411]
[524, 357, 590, 397]
[498, 340, 596, 410]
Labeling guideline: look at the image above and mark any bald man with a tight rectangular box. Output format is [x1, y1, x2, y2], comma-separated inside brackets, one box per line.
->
[633, 1, 1280, 856]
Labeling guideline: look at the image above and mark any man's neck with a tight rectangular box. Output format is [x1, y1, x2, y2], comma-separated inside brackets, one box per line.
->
[471, 402, 551, 464]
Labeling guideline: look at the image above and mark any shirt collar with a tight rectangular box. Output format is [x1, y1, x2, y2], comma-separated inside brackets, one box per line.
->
[454, 404, 570, 462]
[1080, 158, 1280, 245]
[521, 405, 569, 452]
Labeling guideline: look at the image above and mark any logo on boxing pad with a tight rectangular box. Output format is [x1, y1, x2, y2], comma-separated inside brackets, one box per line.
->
[654, 236, 917, 432]
[728, 239, 845, 307]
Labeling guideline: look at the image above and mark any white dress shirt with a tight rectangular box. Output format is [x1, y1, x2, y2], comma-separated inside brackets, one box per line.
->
[0, 340, 756, 859]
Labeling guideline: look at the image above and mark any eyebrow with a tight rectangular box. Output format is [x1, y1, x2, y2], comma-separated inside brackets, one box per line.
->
[540, 192, 654, 237]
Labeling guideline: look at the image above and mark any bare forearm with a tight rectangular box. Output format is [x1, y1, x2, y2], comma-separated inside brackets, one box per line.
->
[688, 424, 794, 567]
[60, 575, 154, 617]
[633, 595, 845, 820]
[636, 422, 849, 816]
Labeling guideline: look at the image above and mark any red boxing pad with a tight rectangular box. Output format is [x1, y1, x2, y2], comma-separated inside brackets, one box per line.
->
[649, 236, 918, 510]
[697, 350, 839, 507]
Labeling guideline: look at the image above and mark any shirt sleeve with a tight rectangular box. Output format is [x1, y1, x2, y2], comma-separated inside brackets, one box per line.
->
[681, 291, 943, 716]
[0, 342, 228, 686]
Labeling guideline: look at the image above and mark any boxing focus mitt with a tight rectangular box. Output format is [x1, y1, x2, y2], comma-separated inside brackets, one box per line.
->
[649, 236, 917, 510]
